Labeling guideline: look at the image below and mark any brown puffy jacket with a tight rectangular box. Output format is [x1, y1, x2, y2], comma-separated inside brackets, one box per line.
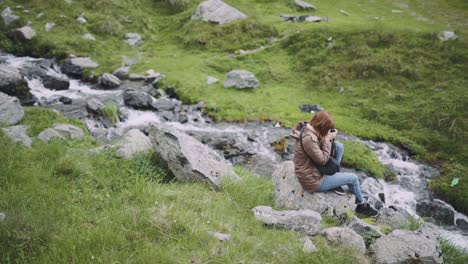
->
[290, 121, 332, 192]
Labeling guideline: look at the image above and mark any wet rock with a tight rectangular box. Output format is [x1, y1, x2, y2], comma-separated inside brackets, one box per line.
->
[38, 128, 64, 143]
[128, 73, 146, 81]
[302, 237, 317, 253]
[1, 7, 19, 26]
[0, 92, 24, 125]
[438, 31, 457, 41]
[372, 229, 442, 264]
[62, 57, 99, 77]
[82, 33, 95, 41]
[43, 71, 69, 90]
[321, 227, 366, 254]
[147, 123, 239, 189]
[86, 98, 105, 114]
[252, 206, 322, 236]
[224, 70, 259, 89]
[59, 96, 72, 105]
[112, 66, 130, 79]
[151, 97, 177, 111]
[116, 129, 152, 159]
[8, 26, 36, 41]
[2, 125, 31, 147]
[45, 22, 55, 32]
[294, 0, 316, 10]
[272, 161, 356, 214]
[207, 231, 231, 242]
[207, 76, 219, 85]
[53, 124, 84, 141]
[299, 104, 323, 113]
[123, 89, 155, 109]
[124, 33, 142, 46]
[0, 65, 34, 105]
[417, 199, 455, 225]
[455, 216, 468, 231]
[191, 0, 247, 25]
[375, 207, 409, 229]
[346, 216, 383, 246]
[98, 73, 120, 89]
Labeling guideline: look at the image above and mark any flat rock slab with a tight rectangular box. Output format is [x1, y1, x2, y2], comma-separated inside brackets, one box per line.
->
[321, 227, 366, 255]
[372, 229, 443, 264]
[62, 57, 99, 77]
[116, 129, 153, 159]
[252, 206, 322, 236]
[272, 161, 356, 214]
[0, 92, 24, 125]
[98, 73, 121, 89]
[191, 0, 247, 24]
[2, 125, 31, 147]
[148, 123, 239, 189]
[224, 70, 259, 89]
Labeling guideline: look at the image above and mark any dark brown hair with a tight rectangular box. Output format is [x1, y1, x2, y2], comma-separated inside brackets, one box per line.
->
[310, 111, 335, 139]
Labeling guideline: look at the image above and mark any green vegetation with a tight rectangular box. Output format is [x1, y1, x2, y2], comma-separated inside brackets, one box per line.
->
[440, 239, 468, 264]
[100, 103, 120, 125]
[341, 141, 390, 179]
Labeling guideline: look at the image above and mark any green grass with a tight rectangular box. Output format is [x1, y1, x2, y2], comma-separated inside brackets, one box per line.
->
[440, 240, 468, 264]
[341, 141, 390, 179]
[100, 103, 120, 125]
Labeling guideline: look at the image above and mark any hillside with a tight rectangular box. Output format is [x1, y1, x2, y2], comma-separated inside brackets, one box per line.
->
[0, 0, 467, 263]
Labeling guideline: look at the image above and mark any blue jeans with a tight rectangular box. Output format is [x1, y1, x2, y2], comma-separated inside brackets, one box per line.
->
[317, 141, 364, 204]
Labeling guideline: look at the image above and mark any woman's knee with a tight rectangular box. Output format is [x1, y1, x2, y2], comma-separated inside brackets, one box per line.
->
[335, 141, 344, 151]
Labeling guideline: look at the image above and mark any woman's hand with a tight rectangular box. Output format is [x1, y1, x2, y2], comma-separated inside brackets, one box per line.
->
[326, 129, 338, 140]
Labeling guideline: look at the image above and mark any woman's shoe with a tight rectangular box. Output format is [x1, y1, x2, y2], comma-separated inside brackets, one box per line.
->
[331, 186, 346, 196]
[355, 202, 379, 217]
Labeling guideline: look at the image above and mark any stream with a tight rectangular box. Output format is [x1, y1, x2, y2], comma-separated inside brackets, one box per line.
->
[1, 53, 467, 251]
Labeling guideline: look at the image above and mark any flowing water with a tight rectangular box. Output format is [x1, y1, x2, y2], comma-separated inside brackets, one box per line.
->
[1, 53, 467, 251]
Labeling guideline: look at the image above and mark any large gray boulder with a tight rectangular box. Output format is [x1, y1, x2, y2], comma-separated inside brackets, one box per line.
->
[294, 0, 316, 10]
[43, 71, 70, 90]
[151, 97, 177, 111]
[372, 229, 443, 264]
[8, 26, 36, 41]
[0, 92, 24, 125]
[417, 199, 455, 225]
[112, 66, 130, 79]
[321, 227, 366, 255]
[1, 7, 19, 26]
[124, 33, 142, 46]
[346, 216, 383, 246]
[53, 124, 84, 141]
[61, 57, 99, 77]
[98, 73, 120, 89]
[147, 123, 239, 189]
[2, 125, 31, 147]
[86, 98, 105, 114]
[123, 89, 155, 109]
[376, 207, 410, 229]
[0, 65, 34, 105]
[116, 129, 153, 159]
[38, 128, 64, 143]
[272, 161, 356, 215]
[191, 0, 247, 24]
[252, 206, 322, 236]
[224, 70, 259, 89]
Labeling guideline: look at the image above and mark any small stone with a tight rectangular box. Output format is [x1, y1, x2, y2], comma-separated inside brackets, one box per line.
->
[207, 231, 231, 242]
[392, 9, 403, 14]
[112, 66, 130, 79]
[36, 12, 44, 19]
[2, 125, 32, 147]
[124, 33, 142, 46]
[0, 212, 5, 222]
[82, 33, 95, 41]
[302, 237, 317, 253]
[224, 70, 259, 89]
[338, 87, 345, 94]
[294, 0, 316, 10]
[53, 124, 84, 141]
[38, 128, 64, 143]
[438, 31, 458, 41]
[77, 15, 87, 24]
[207, 76, 219, 85]
[8, 26, 36, 41]
[340, 9, 350, 16]
[98, 73, 120, 89]
[45, 22, 55, 32]
[299, 104, 323, 113]
[1, 7, 19, 26]
[191, 0, 247, 25]
[86, 98, 105, 114]
[59, 96, 72, 105]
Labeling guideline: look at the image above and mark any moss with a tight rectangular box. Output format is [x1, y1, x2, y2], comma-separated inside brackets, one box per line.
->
[341, 141, 388, 178]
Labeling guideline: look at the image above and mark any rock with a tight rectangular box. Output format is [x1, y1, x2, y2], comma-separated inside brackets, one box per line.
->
[302, 237, 318, 253]
[43, 71, 70, 91]
[89, 127, 108, 142]
[207, 76, 219, 85]
[0, 92, 24, 125]
[2, 125, 31, 147]
[281, 14, 327, 22]
[145, 69, 164, 84]
[321, 227, 366, 255]
[372, 229, 442, 264]
[416, 199, 455, 225]
[98, 73, 120, 89]
[59, 96, 72, 105]
[0, 65, 34, 105]
[338, 87, 345, 94]
[8, 26, 36, 41]
[38, 128, 64, 143]
[123, 89, 155, 109]
[151, 97, 176, 111]
[128, 73, 147, 81]
[340, 9, 350, 16]
[252, 206, 322, 236]
[418, 222, 440, 240]
[76, 15, 87, 24]
[346, 216, 383, 246]
[224, 70, 259, 89]
[45, 22, 55, 32]
[112, 66, 130, 79]
[53, 124, 84, 141]
[191, 0, 247, 25]
[376, 207, 409, 229]
[116, 129, 153, 159]
[272, 161, 356, 215]
[147, 123, 239, 189]
[207, 231, 231, 242]
[438, 30, 458, 41]
[299, 104, 323, 113]
[455, 215, 468, 231]
[62, 57, 99, 77]
[82, 33, 95, 41]
[124, 33, 142, 46]
[1, 7, 19, 26]
[36, 12, 44, 19]
[294, 0, 316, 10]
[86, 98, 105, 114]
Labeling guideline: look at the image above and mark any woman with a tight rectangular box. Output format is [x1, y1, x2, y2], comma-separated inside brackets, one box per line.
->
[290, 111, 378, 217]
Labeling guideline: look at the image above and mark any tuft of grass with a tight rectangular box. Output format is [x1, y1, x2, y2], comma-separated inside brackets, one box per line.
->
[440, 239, 468, 264]
[100, 103, 120, 125]
[341, 140, 388, 178]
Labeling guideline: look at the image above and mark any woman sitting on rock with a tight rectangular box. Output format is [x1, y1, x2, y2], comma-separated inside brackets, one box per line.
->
[290, 111, 378, 217]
